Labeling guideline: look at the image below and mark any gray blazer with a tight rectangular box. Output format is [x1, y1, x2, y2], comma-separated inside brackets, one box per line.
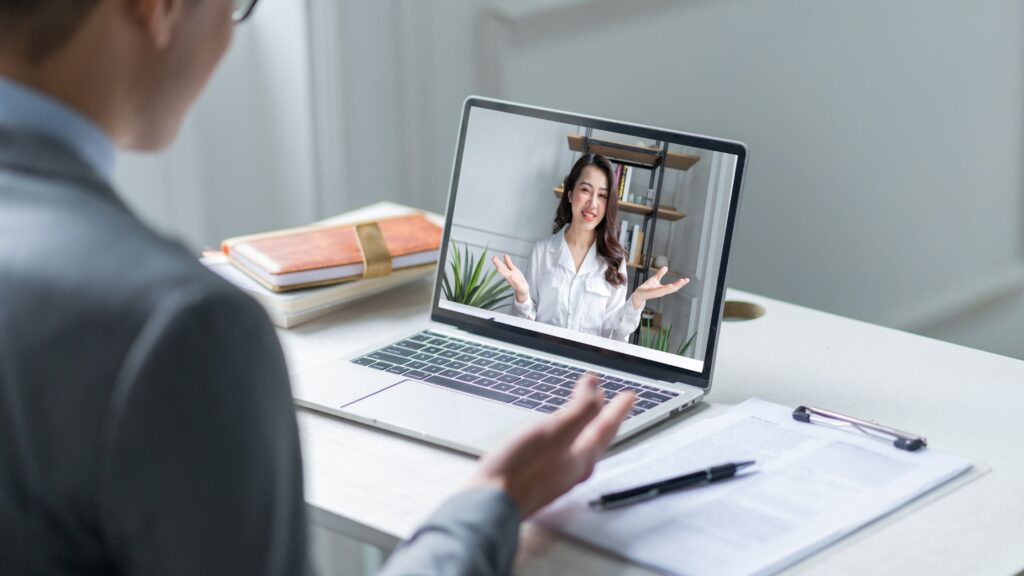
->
[0, 127, 519, 575]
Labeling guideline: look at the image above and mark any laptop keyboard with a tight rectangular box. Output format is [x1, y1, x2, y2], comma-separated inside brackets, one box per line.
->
[353, 330, 679, 419]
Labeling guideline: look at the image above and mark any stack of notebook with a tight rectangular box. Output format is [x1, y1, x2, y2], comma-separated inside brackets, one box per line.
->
[204, 202, 443, 328]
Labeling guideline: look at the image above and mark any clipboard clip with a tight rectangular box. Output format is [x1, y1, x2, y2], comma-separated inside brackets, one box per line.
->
[792, 405, 927, 451]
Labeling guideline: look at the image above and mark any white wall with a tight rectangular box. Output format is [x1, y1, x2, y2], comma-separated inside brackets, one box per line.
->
[114, 0, 318, 252]
[320, 0, 1024, 359]
[482, 0, 1024, 358]
[113, 0, 1023, 358]
[449, 107, 577, 266]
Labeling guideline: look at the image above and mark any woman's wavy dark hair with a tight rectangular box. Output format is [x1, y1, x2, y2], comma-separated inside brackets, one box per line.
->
[553, 153, 627, 287]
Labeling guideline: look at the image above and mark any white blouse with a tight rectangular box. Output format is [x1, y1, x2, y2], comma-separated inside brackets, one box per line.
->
[512, 231, 642, 341]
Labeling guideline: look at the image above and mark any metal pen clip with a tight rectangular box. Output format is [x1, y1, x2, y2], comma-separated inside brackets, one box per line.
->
[792, 405, 927, 451]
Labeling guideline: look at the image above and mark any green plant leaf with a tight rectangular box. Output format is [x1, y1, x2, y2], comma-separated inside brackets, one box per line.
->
[470, 281, 500, 308]
[478, 294, 512, 310]
[473, 266, 501, 301]
[441, 271, 452, 300]
[444, 241, 512, 310]
[478, 286, 511, 310]
[677, 331, 698, 356]
[450, 242, 463, 298]
[467, 245, 489, 299]
[640, 317, 675, 352]
[466, 283, 486, 306]
[460, 243, 473, 301]
[640, 317, 653, 349]
[475, 269, 512, 309]
[478, 268, 502, 298]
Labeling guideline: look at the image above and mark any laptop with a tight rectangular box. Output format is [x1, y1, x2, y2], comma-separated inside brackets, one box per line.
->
[292, 97, 747, 456]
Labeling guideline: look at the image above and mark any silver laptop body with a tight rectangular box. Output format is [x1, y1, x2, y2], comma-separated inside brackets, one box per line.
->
[292, 97, 748, 456]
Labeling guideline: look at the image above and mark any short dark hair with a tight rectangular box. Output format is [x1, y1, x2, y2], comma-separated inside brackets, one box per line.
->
[0, 1, 100, 62]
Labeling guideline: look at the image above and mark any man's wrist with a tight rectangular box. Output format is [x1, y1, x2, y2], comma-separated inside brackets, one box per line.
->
[467, 473, 521, 516]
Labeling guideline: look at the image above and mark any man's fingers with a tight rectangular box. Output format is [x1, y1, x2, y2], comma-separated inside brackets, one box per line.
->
[568, 393, 635, 480]
[503, 254, 517, 272]
[655, 266, 668, 282]
[548, 375, 602, 443]
[573, 392, 634, 457]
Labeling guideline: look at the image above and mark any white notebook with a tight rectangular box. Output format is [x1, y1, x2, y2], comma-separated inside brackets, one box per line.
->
[203, 253, 432, 328]
[535, 398, 971, 576]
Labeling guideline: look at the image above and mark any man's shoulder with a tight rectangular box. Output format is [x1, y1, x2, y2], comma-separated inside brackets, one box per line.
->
[0, 156, 269, 386]
[1, 156, 245, 316]
[0, 149, 285, 571]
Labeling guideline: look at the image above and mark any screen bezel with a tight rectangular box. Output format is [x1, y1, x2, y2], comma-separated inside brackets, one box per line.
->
[430, 97, 747, 391]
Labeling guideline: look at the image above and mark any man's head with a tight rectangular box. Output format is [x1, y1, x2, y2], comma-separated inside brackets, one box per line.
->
[0, 0, 237, 151]
[0, 1, 102, 63]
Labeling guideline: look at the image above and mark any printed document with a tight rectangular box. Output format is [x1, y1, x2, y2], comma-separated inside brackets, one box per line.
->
[535, 398, 971, 576]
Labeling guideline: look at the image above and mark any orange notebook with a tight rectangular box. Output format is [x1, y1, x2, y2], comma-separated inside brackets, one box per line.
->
[222, 213, 442, 292]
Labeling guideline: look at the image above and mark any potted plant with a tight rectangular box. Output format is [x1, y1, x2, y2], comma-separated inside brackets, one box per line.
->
[441, 242, 513, 311]
[639, 318, 697, 357]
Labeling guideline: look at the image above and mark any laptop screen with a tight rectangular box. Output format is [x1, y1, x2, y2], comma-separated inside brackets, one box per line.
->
[432, 98, 746, 388]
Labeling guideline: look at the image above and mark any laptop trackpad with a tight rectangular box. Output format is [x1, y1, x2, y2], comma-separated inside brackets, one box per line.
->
[344, 380, 544, 454]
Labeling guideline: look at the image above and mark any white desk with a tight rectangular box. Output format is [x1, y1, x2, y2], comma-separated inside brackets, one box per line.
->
[277, 279, 1024, 575]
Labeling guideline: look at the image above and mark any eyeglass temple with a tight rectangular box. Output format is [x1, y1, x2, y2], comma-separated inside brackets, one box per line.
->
[234, 0, 260, 23]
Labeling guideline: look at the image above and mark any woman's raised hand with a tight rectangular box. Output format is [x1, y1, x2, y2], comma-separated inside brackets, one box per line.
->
[492, 254, 530, 304]
[630, 266, 689, 310]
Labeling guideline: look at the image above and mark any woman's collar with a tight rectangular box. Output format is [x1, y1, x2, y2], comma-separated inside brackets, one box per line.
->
[551, 228, 602, 276]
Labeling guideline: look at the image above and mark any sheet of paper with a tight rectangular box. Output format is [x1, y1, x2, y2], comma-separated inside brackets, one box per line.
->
[535, 398, 971, 576]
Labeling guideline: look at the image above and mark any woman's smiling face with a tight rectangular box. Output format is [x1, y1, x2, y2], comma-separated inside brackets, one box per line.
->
[569, 165, 609, 232]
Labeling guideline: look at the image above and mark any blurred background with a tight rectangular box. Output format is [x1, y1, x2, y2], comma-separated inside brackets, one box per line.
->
[111, 1, 1021, 572]
[116, 0, 1022, 356]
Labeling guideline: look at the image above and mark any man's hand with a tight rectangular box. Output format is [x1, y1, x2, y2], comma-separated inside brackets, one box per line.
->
[468, 375, 635, 518]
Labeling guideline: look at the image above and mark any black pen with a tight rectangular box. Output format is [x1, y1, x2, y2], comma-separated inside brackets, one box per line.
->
[588, 461, 756, 510]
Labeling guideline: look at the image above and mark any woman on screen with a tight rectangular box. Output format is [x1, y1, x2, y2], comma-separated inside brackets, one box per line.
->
[492, 153, 687, 342]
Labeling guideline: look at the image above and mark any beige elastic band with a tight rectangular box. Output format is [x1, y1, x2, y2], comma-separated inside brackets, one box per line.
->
[355, 222, 393, 279]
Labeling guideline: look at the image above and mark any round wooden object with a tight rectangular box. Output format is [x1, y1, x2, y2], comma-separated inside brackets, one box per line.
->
[723, 300, 766, 321]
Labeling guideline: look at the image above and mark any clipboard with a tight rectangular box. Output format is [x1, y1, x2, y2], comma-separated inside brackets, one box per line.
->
[793, 405, 928, 451]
